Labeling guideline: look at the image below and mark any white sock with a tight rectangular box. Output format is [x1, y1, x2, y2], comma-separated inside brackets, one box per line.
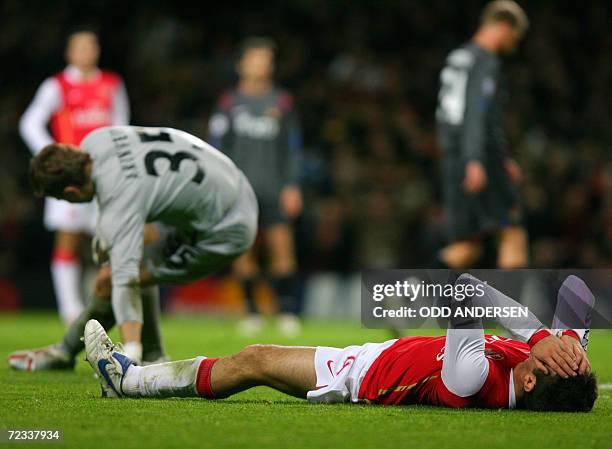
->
[51, 257, 84, 323]
[123, 342, 143, 365]
[122, 357, 205, 397]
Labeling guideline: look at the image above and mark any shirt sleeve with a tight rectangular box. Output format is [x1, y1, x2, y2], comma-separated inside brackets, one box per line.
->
[455, 273, 547, 343]
[460, 58, 497, 163]
[441, 295, 489, 398]
[552, 275, 595, 348]
[111, 80, 130, 125]
[99, 203, 145, 324]
[19, 78, 61, 153]
[281, 104, 303, 186]
[207, 96, 232, 153]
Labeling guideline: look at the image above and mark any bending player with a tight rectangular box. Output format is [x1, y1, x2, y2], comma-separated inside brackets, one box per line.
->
[20, 126, 257, 365]
[83, 274, 597, 411]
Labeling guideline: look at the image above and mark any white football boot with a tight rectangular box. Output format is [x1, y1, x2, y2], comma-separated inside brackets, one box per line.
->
[8, 344, 74, 371]
[84, 319, 134, 398]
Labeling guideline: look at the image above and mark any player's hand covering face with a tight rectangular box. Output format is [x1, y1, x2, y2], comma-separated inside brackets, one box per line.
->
[561, 334, 591, 375]
[530, 335, 578, 378]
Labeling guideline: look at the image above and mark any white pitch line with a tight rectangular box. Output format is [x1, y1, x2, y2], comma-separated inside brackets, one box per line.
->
[599, 383, 612, 390]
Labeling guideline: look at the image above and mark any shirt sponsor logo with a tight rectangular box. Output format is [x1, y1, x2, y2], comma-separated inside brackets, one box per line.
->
[233, 109, 280, 139]
[72, 107, 111, 126]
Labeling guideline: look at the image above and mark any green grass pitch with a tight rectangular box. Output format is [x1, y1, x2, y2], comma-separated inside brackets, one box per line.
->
[1, 313, 611, 449]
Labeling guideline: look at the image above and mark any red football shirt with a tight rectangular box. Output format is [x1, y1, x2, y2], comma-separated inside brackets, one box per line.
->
[358, 334, 531, 408]
[51, 70, 122, 145]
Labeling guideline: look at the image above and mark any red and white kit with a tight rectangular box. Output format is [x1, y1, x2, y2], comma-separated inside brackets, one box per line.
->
[20, 65, 130, 233]
[307, 329, 567, 408]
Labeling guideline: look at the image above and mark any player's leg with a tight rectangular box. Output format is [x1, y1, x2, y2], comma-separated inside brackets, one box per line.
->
[265, 223, 300, 335]
[496, 225, 528, 268]
[440, 240, 483, 268]
[207, 344, 316, 398]
[8, 267, 114, 371]
[9, 259, 167, 371]
[60, 269, 164, 363]
[141, 285, 166, 363]
[233, 247, 264, 336]
[45, 199, 99, 325]
[51, 230, 85, 324]
[84, 319, 316, 399]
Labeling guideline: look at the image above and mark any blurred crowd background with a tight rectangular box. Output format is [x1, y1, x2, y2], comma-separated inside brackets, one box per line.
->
[1, 0, 611, 312]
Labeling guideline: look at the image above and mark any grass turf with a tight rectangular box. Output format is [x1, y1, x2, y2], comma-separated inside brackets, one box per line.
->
[1, 313, 611, 449]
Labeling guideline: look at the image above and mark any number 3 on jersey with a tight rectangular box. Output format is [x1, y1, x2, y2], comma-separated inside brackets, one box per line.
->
[436, 50, 472, 126]
[138, 130, 205, 185]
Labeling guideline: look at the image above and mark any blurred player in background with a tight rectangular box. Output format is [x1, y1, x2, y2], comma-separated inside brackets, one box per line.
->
[19, 29, 130, 323]
[208, 37, 303, 336]
[435, 1, 528, 269]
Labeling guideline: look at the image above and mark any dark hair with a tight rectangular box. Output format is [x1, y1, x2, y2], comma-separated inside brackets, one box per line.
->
[238, 36, 277, 60]
[481, 1, 529, 35]
[30, 144, 91, 198]
[519, 371, 598, 412]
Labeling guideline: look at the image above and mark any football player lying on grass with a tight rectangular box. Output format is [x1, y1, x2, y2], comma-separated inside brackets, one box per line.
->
[84, 274, 597, 411]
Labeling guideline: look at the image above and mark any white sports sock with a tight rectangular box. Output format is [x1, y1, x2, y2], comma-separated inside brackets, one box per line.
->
[123, 342, 143, 365]
[122, 357, 205, 397]
[51, 257, 84, 323]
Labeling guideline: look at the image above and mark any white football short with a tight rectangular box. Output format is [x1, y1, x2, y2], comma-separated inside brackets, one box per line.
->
[43, 197, 98, 234]
[307, 339, 397, 404]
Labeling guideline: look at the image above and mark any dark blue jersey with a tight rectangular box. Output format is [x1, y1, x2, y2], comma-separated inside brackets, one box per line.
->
[208, 88, 302, 198]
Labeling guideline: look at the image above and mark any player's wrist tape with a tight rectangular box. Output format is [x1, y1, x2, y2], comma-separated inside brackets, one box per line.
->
[528, 329, 552, 347]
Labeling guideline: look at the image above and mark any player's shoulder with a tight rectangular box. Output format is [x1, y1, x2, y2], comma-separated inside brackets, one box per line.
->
[273, 87, 295, 112]
[51, 69, 67, 81]
[99, 70, 123, 85]
[217, 90, 237, 111]
[468, 44, 500, 72]
[445, 43, 477, 68]
[35, 74, 61, 93]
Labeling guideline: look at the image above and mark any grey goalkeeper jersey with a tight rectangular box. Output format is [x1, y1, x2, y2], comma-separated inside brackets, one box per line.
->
[81, 126, 245, 304]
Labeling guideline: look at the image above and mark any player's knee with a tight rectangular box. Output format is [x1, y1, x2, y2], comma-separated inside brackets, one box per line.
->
[497, 243, 528, 268]
[236, 344, 273, 378]
[269, 256, 296, 276]
[233, 253, 259, 278]
[54, 231, 82, 252]
[443, 242, 482, 268]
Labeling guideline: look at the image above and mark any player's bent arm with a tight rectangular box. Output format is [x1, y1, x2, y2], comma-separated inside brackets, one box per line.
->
[101, 212, 145, 324]
[455, 274, 579, 377]
[455, 273, 547, 342]
[552, 275, 595, 350]
[19, 78, 61, 153]
[441, 291, 489, 398]
[441, 327, 489, 397]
